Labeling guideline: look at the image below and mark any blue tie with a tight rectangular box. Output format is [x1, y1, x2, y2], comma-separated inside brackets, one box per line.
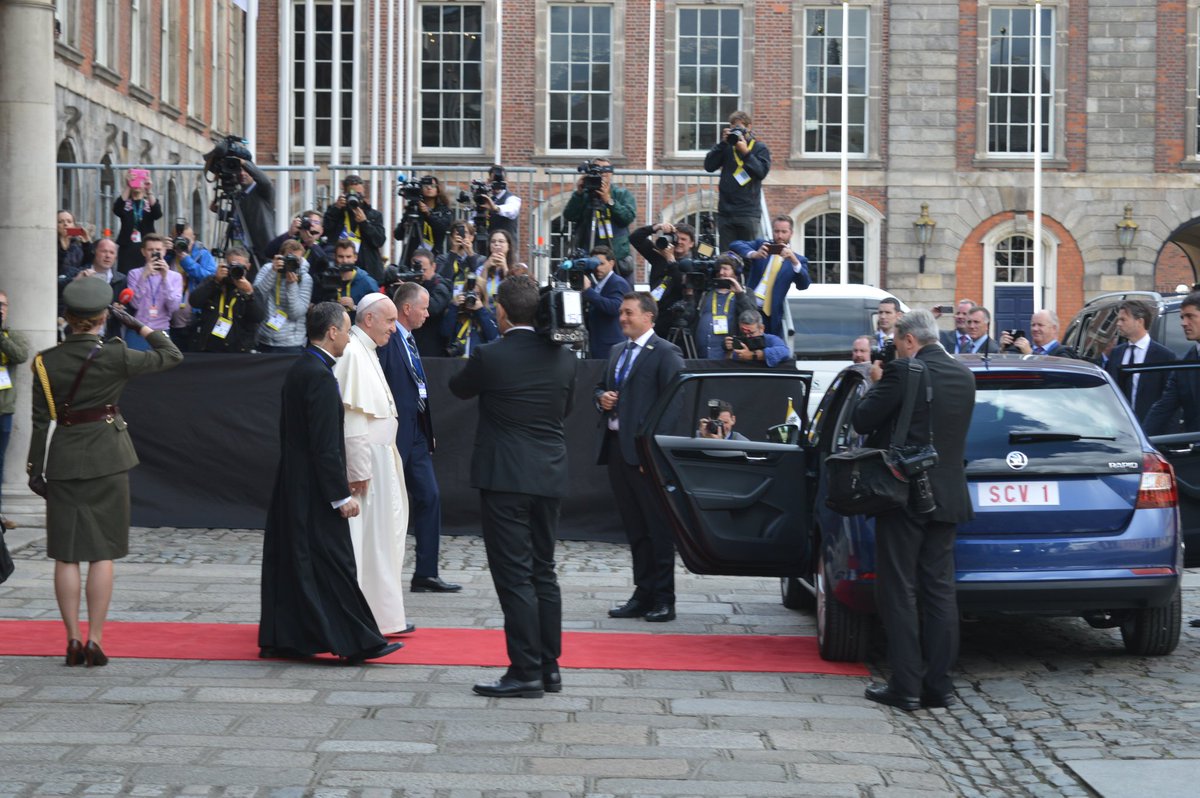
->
[404, 334, 427, 412]
[615, 341, 635, 387]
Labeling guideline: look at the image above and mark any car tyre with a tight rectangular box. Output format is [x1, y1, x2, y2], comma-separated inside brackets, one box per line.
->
[1119, 584, 1181, 656]
[781, 576, 814, 610]
[815, 549, 870, 662]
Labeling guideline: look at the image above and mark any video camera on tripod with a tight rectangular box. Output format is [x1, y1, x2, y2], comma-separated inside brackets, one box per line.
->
[577, 160, 613, 196]
[676, 257, 722, 292]
[203, 135, 252, 199]
[557, 250, 601, 292]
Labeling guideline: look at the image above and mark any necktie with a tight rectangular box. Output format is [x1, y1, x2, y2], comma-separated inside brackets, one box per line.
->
[958, 334, 970, 353]
[615, 341, 636, 387]
[1033, 345, 1045, 355]
[405, 334, 427, 412]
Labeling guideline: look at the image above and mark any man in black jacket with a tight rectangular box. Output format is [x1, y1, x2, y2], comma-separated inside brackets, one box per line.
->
[229, 159, 277, 267]
[630, 222, 695, 337]
[323, 175, 389, 283]
[188, 261, 266, 353]
[1106, 299, 1177, 423]
[448, 276, 578, 698]
[704, 110, 771, 249]
[852, 309, 976, 712]
[1143, 293, 1200, 436]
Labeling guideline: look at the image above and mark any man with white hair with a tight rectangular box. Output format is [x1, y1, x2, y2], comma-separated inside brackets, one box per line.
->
[332, 292, 414, 636]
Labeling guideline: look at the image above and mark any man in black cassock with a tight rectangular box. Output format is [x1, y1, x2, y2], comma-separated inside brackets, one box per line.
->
[258, 302, 402, 663]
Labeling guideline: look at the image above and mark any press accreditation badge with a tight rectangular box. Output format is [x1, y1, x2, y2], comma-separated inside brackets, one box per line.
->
[0, 366, 11, 390]
[130, 230, 141, 244]
[712, 316, 729, 336]
[266, 309, 288, 331]
[417, 383, 428, 400]
[211, 317, 233, 339]
[148, 306, 159, 319]
[732, 167, 751, 186]
[651, 284, 666, 301]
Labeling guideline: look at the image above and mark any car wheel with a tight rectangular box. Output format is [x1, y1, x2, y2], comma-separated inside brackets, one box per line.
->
[815, 549, 870, 662]
[780, 576, 814, 610]
[1119, 584, 1182, 656]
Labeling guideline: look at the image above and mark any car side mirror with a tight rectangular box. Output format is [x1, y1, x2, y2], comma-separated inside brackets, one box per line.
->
[766, 423, 801, 446]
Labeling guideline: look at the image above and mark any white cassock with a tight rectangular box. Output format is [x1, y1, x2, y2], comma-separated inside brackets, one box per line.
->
[333, 325, 410, 633]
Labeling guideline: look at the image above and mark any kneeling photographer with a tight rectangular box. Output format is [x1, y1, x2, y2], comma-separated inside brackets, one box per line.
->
[849, 309, 975, 712]
[440, 275, 499, 358]
[563, 159, 637, 277]
[254, 240, 313, 353]
[695, 254, 755, 359]
[723, 309, 789, 367]
[696, 399, 749, 441]
[188, 252, 265, 353]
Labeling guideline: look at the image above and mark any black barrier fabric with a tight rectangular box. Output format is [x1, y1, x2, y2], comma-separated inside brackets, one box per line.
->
[123, 353, 800, 540]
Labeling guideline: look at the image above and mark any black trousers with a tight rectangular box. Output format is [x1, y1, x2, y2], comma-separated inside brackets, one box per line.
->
[479, 489, 562, 681]
[874, 511, 959, 697]
[604, 436, 676, 607]
[718, 215, 761, 252]
[403, 429, 442, 579]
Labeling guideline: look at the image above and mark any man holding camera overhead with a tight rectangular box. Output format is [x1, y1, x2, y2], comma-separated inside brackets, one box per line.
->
[704, 110, 772, 250]
[188, 247, 265, 353]
[563, 159, 637, 278]
[255, 240, 314, 353]
[324, 174, 388, 283]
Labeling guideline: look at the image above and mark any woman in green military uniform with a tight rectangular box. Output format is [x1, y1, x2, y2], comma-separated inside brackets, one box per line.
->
[27, 277, 182, 667]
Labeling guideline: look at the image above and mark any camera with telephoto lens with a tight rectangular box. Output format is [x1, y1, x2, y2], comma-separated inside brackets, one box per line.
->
[703, 399, 725, 436]
[345, 191, 364, 211]
[282, 254, 302, 274]
[677, 257, 719, 291]
[726, 126, 748, 145]
[227, 264, 247, 282]
[577, 160, 613, 193]
[871, 340, 897, 365]
[461, 275, 479, 309]
[655, 231, 676, 250]
[726, 334, 766, 353]
[174, 236, 190, 251]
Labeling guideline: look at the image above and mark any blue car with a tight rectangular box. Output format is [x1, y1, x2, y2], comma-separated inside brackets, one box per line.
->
[637, 356, 1184, 663]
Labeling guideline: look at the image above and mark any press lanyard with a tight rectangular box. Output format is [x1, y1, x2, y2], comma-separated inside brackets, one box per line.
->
[732, 140, 756, 186]
[711, 291, 733, 317]
[455, 318, 472, 357]
[342, 211, 362, 247]
[422, 220, 434, 248]
[340, 271, 355, 298]
[592, 207, 614, 239]
[218, 289, 238, 320]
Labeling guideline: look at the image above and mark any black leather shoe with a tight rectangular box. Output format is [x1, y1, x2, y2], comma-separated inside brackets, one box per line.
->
[864, 683, 920, 712]
[643, 604, 676, 623]
[1189, 618, 1200, 628]
[473, 675, 545, 698]
[411, 576, 462, 593]
[386, 624, 417, 636]
[608, 599, 648, 618]
[543, 669, 562, 693]
[920, 692, 959, 709]
[344, 642, 403, 664]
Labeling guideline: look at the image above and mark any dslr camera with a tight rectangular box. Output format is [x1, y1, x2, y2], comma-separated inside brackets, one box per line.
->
[871, 340, 897, 365]
[345, 191, 364, 211]
[461, 275, 480, 310]
[702, 400, 725, 436]
[577, 159, 613, 193]
[726, 334, 766, 354]
[282, 254, 303, 274]
[654, 231, 677, 250]
[726, 126, 748, 145]
[227, 264, 248, 282]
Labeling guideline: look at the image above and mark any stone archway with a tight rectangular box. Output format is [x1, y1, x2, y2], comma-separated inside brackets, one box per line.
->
[1155, 219, 1200, 293]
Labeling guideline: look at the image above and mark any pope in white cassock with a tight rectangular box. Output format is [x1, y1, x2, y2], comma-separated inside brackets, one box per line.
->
[332, 293, 414, 635]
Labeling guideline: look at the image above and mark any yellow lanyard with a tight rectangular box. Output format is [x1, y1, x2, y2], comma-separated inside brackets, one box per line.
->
[1, 331, 8, 366]
[340, 270, 356, 298]
[218, 290, 238, 320]
[275, 278, 281, 306]
[711, 291, 733, 317]
[455, 319, 472, 350]
[733, 139, 755, 171]
[422, 220, 434, 248]
[342, 211, 362, 245]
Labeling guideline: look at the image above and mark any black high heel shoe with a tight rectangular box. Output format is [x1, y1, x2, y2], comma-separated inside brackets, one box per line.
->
[83, 641, 108, 667]
[65, 639, 84, 667]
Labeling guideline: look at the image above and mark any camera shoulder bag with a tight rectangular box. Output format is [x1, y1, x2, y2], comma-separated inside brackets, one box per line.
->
[824, 359, 929, 517]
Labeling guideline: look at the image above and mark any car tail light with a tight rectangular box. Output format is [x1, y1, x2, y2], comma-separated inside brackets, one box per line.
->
[1135, 452, 1177, 509]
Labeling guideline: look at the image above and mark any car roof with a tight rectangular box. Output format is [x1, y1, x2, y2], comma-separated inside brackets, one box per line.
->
[1080, 290, 1187, 310]
[955, 353, 1105, 376]
[784, 283, 909, 309]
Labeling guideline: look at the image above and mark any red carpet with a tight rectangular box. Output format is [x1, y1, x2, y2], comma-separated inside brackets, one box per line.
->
[0, 620, 867, 675]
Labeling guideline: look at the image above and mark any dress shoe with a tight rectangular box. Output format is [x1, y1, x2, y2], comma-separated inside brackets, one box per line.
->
[410, 576, 462, 593]
[643, 604, 676, 623]
[1189, 618, 1200, 628]
[864, 683, 919, 712]
[920, 691, 959, 709]
[386, 624, 417, 636]
[608, 598, 648, 618]
[344, 641, 403, 665]
[543, 669, 562, 693]
[83, 641, 109, 668]
[65, 639, 85, 667]
[472, 675, 545, 698]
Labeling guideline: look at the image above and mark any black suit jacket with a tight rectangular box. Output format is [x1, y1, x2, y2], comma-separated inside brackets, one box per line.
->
[448, 329, 578, 498]
[1142, 347, 1200, 436]
[1105, 339, 1177, 422]
[593, 334, 685, 466]
[852, 343, 976, 524]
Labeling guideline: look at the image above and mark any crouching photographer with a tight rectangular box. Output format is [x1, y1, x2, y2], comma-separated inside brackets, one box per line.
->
[188, 252, 266, 353]
[695, 254, 755, 359]
[440, 276, 499, 358]
[723, 309, 789, 366]
[696, 399, 749, 441]
[254, 240, 314, 353]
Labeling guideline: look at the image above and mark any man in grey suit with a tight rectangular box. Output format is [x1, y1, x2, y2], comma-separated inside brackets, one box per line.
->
[448, 276, 578, 698]
[962, 305, 1000, 354]
[595, 293, 685, 622]
[853, 310, 976, 712]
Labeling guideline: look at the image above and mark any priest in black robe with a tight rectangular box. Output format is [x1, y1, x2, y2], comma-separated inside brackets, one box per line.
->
[258, 302, 402, 663]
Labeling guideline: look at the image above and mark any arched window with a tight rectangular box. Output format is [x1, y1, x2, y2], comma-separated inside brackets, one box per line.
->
[99, 154, 116, 235]
[57, 139, 78, 214]
[167, 178, 181, 231]
[191, 188, 205, 240]
[802, 213, 866, 284]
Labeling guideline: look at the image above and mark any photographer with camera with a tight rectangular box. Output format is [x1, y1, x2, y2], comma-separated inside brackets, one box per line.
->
[396, 175, 455, 257]
[562, 159, 637, 278]
[188, 248, 266, 353]
[254, 240, 314, 353]
[630, 222, 696, 331]
[440, 275, 499, 358]
[696, 400, 748, 441]
[166, 224, 217, 285]
[851, 309, 975, 712]
[694, 254, 755, 359]
[437, 221, 486, 287]
[113, 170, 163, 274]
[323, 175, 388, 283]
[385, 249, 450, 357]
[730, 215, 811, 339]
[123, 234, 183, 351]
[203, 138, 276, 265]
[475, 165, 522, 247]
[704, 111, 772, 249]
[265, 210, 332, 281]
[571, 245, 631, 359]
[723, 309, 789, 366]
[329, 240, 381, 321]
[480, 229, 517, 306]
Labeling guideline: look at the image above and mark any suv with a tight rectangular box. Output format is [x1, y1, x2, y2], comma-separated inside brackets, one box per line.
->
[637, 358, 1186, 663]
[780, 284, 909, 420]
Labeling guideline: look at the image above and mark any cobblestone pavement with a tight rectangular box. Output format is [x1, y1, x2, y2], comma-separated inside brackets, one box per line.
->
[0, 527, 1197, 797]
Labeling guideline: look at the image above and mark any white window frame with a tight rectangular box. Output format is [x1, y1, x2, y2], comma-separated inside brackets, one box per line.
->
[791, 194, 884, 287]
[416, 2, 488, 155]
[289, 0, 357, 153]
[161, 3, 178, 107]
[94, 0, 117, 68]
[187, 2, 203, 116]
[130, 0, 151, 87]
[982, 220, 1059, 317]
[798, 5, 871, 159]
[56, 0, 81, 51]
[545, 2, 615, 155]
[672, 4, 745, 156]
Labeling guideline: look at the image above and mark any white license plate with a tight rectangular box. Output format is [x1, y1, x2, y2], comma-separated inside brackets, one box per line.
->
[977, 481, 1060, 507]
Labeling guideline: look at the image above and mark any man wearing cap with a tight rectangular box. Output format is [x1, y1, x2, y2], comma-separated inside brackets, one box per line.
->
[331, 293, 414, 637]
[331, 240, 381, 322]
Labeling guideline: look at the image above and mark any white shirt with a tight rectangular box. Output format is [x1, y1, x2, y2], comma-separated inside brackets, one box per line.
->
[1124, 334, 1151, 405]
[607, 327, 655, 431]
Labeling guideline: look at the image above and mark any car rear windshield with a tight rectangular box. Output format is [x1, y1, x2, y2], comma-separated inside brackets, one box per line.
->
[788, 298, 872, 355]
[964, 371, 1142, 466]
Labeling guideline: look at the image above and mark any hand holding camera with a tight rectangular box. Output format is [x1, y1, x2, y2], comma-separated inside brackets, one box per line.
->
[999, 329, 1030, 353]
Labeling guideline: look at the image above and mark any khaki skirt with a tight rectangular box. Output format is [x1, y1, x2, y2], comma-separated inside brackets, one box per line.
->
[46, 472, 130, 563]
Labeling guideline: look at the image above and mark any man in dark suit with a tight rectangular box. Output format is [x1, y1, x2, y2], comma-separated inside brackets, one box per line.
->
[449, 276, 578, 698]
[999, 309, 1078, 357]
[1143, 293, 1200, 436]
[962, 305, 1000, 354]
[1105, 299, 1177, 424]
[580, 245, 630, 358]
[595, 292, 686, 622]
[939, 298, 976, 353]
[377, 283, 461, 594]
[852, 309, 976, 712]
[729, 215, 811, 339]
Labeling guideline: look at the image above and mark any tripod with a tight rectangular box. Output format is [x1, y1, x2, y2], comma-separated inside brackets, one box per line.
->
[394, 201, 425, 270]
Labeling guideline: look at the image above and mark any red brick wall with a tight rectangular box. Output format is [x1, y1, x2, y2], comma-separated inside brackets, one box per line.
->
[1063, 0, 1088, 171]
[955, 2, 979, 170]
[1155, 242, 1197, 292]
[1156, 1, 1187, 171]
